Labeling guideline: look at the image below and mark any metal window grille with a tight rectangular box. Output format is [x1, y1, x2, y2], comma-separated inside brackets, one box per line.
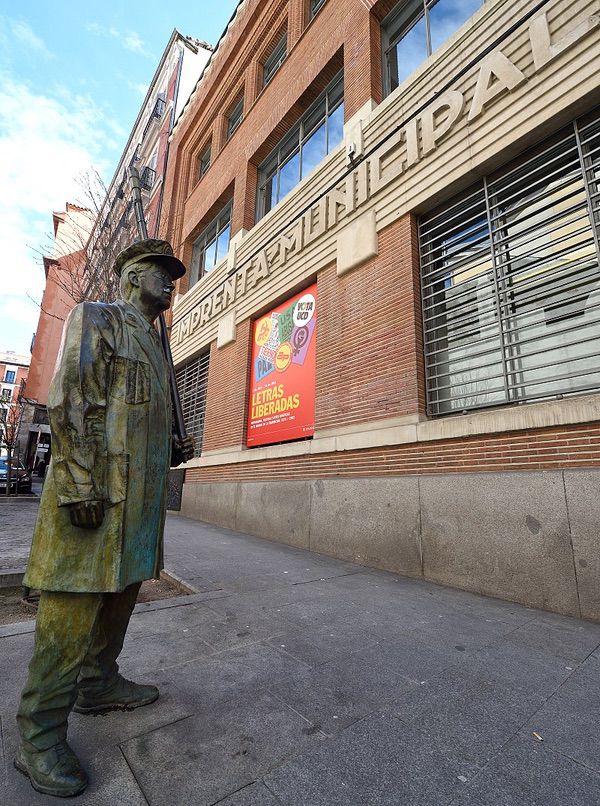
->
[256, 71, 344, 221]
[198, 142, 211, 179]
[175, 352, 210, 457]
[226, 96, 244, 139]
[263, 32, 287, 87]
[420, 108, 600, 416]
[310, 0, 326, 19]
[143, 97, 166, 138]
[141, 166, 156, 190]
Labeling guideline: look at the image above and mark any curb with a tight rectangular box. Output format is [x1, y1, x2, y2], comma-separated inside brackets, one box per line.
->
[160, 569, 199, 595]
[0, 568, 26, 588]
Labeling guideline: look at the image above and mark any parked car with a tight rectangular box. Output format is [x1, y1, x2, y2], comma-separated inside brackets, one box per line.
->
[0, 458, 32, 493]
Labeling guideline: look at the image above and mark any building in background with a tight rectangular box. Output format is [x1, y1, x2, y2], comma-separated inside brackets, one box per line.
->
[161, 0, 600, 621]
[85, 30, 212, 295]
[0, 350, 30, 460]
[23, 204, 95, 469]
[23, 31, 212, 469]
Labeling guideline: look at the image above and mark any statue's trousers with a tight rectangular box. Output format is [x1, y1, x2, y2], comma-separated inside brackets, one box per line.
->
[17, 583, 140, 750]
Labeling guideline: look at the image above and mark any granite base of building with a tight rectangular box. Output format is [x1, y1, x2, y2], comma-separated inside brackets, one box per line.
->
[181, 470, 600, 622]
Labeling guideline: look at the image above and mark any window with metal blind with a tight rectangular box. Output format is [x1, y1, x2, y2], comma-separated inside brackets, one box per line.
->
[263, 31, 287, 87]
[309, 0, 326, 20]
[175, 352, 210, 457]
[198, 142, 211, 180]
[420, 109, 600, 416]
[226, 96, 244, 140]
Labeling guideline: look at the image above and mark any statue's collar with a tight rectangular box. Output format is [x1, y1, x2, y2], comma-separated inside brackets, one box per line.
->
[116, 299, 159, 336]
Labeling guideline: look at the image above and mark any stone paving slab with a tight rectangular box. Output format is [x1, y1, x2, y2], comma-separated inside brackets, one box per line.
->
[1, 512, 599, 804]
[0, 494, 39, 571]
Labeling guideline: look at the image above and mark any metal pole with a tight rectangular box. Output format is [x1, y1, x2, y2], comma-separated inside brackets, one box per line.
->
[128, 167, 188, 443]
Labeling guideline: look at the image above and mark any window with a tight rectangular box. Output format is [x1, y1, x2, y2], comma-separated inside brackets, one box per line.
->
[190, 202, 232, 286]
[198, 142, 211, 180]
[142, 95, 166, 137]
[309, 0, 326, 20]
[226, 96, 244, 140]
[4, 371, 15, 384]
[263, 32, 287, 87]
[141, 147, 158, 190]
[257, 72, 344, 220]
[382, 0, 482, 94]
[1, 388, 11, 401]
[420, 109, 600, 415]
[141, 166, 156, 190]
[175, 352, 210, 458]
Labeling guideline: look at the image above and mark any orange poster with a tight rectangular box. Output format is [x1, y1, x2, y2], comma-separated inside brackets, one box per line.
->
[247, 284, 317, 447]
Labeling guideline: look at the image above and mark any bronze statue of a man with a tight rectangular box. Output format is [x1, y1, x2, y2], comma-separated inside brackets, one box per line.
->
[15, 239, 194, 797]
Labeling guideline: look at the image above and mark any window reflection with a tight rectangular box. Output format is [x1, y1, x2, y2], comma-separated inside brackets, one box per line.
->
[279, 153, 300, 201]
[257, 72, 344, 220]
[420, 118, 600, 415]
[190, 202, 232, 286]
[383, 0, 482, 94]
[302, 122, 326, 178]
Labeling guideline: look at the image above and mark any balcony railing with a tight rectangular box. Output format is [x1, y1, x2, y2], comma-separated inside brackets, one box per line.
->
[141, 166, 156, 191]
[142, 97, 166, 139]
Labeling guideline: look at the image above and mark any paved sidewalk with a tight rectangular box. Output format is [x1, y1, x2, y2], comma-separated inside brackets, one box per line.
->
[1, 512, 600, 804]
[0, 488, 40, 570]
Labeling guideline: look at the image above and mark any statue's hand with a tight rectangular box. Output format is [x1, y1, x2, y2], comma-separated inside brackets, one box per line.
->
[177, 436, 195, 462]
[69, 500, 105, 529]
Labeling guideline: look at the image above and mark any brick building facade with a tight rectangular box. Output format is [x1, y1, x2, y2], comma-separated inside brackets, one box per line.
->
[162, 0, 600, 620]
[0, 351, 30, 460]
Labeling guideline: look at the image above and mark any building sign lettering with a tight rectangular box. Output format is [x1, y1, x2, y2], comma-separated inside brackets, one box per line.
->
[175, 7, 598, 345]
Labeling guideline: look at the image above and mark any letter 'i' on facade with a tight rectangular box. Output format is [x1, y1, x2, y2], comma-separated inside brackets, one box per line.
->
[167, 0, 600, 620]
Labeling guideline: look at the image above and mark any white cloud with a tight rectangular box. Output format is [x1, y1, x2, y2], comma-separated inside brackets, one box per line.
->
[128, 81, 149, 99]
[1, 17, 53, 59]
[0, 73, 121, 353]
[86, 22, 152, 58]
[123, 32, 145, 54]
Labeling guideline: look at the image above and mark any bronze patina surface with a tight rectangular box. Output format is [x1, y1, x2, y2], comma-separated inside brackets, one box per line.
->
[15, 239, 194, 798]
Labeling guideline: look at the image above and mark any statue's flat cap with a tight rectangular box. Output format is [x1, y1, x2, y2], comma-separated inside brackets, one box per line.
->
[113, 239, 186, 279]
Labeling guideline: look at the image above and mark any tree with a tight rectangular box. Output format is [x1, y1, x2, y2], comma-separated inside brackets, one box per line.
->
[32, 168, 130, 316]
[0, 396, 24, 496]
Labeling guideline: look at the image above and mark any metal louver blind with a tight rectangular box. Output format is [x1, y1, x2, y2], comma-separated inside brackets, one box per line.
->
[175, 352, 210, 456]
[419, 107, 600, 416]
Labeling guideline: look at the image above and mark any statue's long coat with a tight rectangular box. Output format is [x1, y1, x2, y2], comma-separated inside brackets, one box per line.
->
[24, 299, 173, 593]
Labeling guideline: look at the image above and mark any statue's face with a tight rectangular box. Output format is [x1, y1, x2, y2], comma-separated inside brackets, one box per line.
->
[136, 261, 175, 312]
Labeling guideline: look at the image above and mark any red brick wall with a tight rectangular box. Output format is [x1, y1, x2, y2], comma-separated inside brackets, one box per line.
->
[163, 0, 383, 268]
[316, 215, 425, 432]
[187, 422, 600, 483]
[201, 319, 253, 452]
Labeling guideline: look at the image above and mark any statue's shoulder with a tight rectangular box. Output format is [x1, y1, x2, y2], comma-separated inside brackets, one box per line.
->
[70, 300, 123, 327]
[64, 302, 125, 348]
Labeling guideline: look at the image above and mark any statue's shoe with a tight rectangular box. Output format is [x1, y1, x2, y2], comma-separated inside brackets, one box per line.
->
[14, 740, 88, 797]
[74, 675, 159, 715]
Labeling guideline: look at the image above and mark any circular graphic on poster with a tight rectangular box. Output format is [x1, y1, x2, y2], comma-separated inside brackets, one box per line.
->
[255, 316, 273, 346]
[275, 341, 292, 372]
[292, 326, 308, 355]
[293, 293, 316, 327]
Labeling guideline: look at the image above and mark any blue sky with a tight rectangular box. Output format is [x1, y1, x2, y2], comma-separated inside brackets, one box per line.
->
[0, 1, 239, 356]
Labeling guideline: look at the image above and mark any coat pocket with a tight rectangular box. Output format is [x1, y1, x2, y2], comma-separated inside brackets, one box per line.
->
[107, 452, 129, 505]
[113, 357, 151, 404]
